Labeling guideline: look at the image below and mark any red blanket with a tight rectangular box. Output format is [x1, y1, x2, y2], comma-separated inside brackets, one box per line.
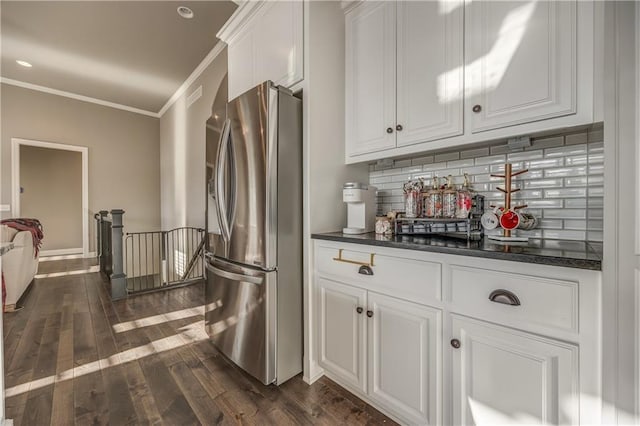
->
[1, 218, 44, 257]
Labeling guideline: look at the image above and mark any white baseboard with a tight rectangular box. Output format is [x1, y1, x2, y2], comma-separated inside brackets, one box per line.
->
[40, 248, 83, 257]
[40, 252, 86, 262]
[85, 251, 96, 258]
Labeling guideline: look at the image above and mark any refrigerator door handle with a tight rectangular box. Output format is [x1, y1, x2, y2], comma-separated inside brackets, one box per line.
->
[205, 262, 264, 285]
[215, 119, 232, 242]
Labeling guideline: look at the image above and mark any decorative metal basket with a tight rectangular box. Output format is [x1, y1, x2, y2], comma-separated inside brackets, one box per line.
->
[394, 195, 485, 241]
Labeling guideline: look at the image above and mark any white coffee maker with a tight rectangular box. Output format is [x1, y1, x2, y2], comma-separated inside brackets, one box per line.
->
[343, 182, 377, 234]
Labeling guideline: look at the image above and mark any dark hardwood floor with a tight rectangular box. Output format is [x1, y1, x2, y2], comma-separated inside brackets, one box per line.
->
[3, 258, 395, 425]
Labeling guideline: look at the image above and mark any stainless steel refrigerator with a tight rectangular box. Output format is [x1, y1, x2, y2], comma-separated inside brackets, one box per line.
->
[204, 81, 302, 385]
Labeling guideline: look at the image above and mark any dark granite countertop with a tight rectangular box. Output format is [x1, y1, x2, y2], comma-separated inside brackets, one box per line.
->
[311, 232, 602, 271]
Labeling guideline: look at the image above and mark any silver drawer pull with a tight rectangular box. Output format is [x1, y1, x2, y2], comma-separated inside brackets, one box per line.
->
[205, 262, 263, 285]
[489, 289, 521, 306]
[358, 265, 374, 276]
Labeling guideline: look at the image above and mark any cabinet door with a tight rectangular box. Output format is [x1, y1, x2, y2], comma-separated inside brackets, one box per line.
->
[396, 1, 463, 146]
[228, 30, 255, 100]
[465, 1, 577, 132]
[451, 316, 579, 425]
[254, 1, 303, 89]
[368, 292, 441, 425]
[345, 2, 396, 157]
[317, 278, 367, 392]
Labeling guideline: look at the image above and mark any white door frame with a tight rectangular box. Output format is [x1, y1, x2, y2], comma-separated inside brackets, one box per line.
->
[11, 138, 89, 257]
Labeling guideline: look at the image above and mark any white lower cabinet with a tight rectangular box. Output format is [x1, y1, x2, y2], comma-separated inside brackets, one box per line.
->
[368, 292, 441, 425]
[317, 277, 441, 424]
[317, 278, 367, 392]
[451, 315, 579, 426]
[313, 240, 601, 425]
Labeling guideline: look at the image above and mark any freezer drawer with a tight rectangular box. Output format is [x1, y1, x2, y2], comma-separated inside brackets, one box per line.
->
[204, 258, 277, 384]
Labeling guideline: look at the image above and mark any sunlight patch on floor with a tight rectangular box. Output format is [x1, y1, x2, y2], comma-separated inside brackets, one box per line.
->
[112, 305, 205, 333]
[34, 265, 100, 279]
[5, 320, 208, 398]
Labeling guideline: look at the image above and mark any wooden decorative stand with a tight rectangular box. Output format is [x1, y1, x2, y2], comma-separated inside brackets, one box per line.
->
[488, 163, 529, 242]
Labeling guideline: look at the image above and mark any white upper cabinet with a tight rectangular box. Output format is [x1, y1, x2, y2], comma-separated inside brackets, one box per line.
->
[396, 1, 464, 147]
[218, 1, 303, 101]
[345, 2, 396, 156]
[466, 1, 577, 133]
[344, 0, 597, 164]
[345, 0, 464, 158]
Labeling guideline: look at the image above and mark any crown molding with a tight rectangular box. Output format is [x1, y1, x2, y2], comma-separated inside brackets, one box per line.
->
[1, 39, 226, 119]
[157, 40, 226, 117]
[216, 0, 267, 43]
[0, 77, 160, 118]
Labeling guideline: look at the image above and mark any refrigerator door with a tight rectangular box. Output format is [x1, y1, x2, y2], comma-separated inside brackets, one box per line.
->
[204, 256, 276, 384]
[210, 82, 279, 269]
[206, 74, 229, 250]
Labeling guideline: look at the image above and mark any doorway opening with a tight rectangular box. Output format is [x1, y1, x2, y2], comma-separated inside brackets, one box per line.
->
[11, 138, 89, 257]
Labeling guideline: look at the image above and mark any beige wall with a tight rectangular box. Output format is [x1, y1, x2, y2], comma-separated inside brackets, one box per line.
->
[160, 49, 228, 230]
[1, 84, 161, 251]
[20, 145, 82, 251]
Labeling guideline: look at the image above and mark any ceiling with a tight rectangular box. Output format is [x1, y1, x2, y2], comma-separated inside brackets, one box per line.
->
[1, 1, 237, 115]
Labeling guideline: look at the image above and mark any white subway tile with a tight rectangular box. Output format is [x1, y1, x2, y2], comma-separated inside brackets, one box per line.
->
[447, 158, 475, 168]
[544, 166, 587, 178]
[544, 188, 587, 198]
[545, 144, 586, 158]
[544, 209, 587, 219]
[370, 176, 392, 184]
[587, 231, 603, 242]
[530, 136, 564, 149]
[507, 150, 543, 161]
[587, 208, 604, 219]
[565, 132, 588, 145]
[394, 159, 412, 168]
[461, 147, 490, 159]
[392, 174, 412, 182]
[411, 155, 435, 166]
[490, 162, 524, 173]
[490, 144, 515, 155]
[402, 166, 424, 174]
[588, 186, 604, 197]
[422, 161, 449, 171]
[588, 129, 604, 143]
[564, 220, 587, 230]
[588, 142, 604, 153]
[461, 165, 490, 175]
[565, 198, 587, 208]
[542, 229, 586, 241]
[565, 155, 588, 166]
[370, 170, 384, 178]
[435, 152, 460, 162]
[587, 220, 603, 231]
[588, 164, 604, 174]
[538, 219, 564, 229]
[564, 176, 588, 187]
[526, 158, 564, 169]
[587, 153, 604, 164]
[526, 199, 564, 208]
[587, 198, 604, 208]
[525, 179, 563, 188]
[475, 154, 506, 165]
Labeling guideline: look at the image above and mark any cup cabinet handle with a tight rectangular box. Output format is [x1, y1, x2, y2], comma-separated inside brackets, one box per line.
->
[488, 289, 521, 306]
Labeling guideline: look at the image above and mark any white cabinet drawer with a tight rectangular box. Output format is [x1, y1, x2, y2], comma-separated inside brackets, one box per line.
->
[316, 244, 441, 305]
[450, 265, 578, 334]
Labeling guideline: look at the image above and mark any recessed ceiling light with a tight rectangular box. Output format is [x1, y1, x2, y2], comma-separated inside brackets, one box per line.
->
[16, 60, 32, 68]
[177, 6, 194, 19]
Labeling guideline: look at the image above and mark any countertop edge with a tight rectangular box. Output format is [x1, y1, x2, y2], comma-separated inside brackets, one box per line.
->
[311, 233, 602, 271]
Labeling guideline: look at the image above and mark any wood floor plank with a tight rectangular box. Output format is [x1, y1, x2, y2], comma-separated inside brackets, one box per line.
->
[4, 260, 395, 426]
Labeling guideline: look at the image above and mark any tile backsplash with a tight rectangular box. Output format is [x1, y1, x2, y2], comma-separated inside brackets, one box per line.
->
[369, 125, 604, 242]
